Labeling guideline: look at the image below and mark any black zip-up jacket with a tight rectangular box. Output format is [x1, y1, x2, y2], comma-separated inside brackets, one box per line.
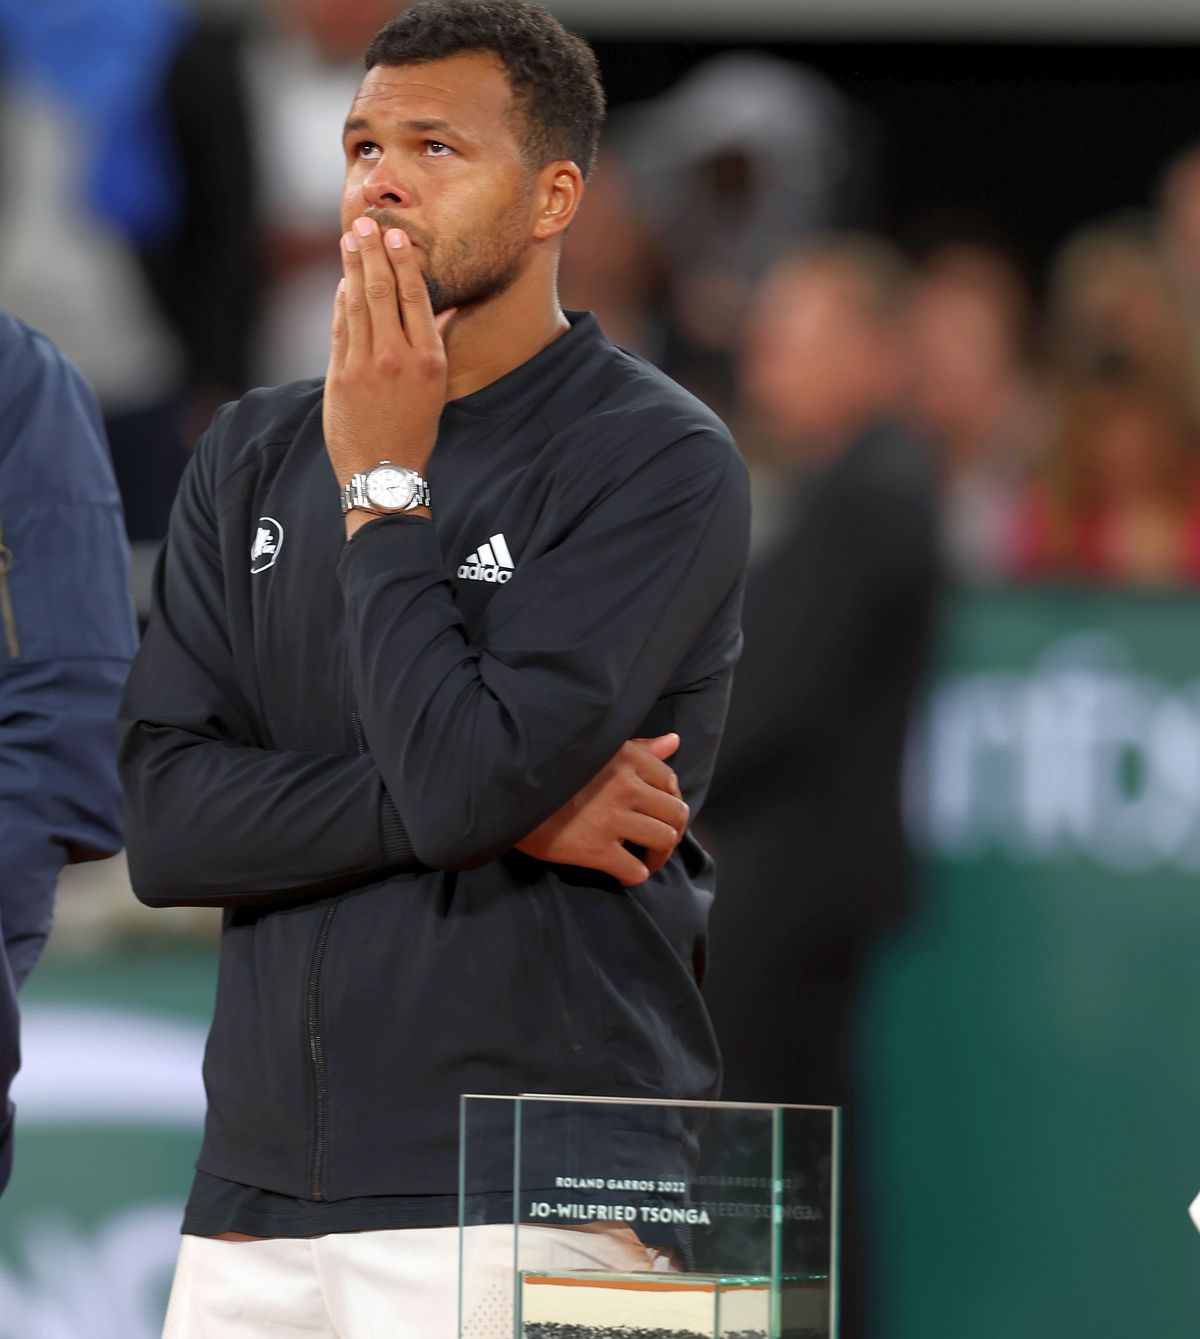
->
[119, 314, 750, 1203]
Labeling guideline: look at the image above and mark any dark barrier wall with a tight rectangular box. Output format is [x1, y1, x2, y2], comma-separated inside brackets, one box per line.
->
[862, 586, 1200, 1338]
[4, 589, 1200, 1335]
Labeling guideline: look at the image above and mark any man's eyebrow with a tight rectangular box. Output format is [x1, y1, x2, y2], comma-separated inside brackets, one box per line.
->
[342, 115, 476, 142]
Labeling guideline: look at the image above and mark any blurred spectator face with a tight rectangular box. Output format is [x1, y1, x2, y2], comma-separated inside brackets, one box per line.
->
[340, 54, 536, 314]
[906, 249, 1031, 462]
[1159, 147, 1200, 291]
[739, 251, 905, 454]
[559, 151, 661, 355]
[561, 154, 653, 301]
[1048, 223, 1192, 397]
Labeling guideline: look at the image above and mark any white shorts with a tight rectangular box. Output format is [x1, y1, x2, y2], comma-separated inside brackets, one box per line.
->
[162, 1221, 674, 1338]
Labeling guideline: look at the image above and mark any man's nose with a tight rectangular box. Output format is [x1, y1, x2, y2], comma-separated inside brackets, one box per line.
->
[362, 162, 412, 211]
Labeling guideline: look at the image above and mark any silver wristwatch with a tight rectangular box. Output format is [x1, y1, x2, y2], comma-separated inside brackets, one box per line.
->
[340, 462, 431, 515]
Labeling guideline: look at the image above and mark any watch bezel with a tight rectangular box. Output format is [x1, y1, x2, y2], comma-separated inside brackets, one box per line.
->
[365, 464, 419, 511]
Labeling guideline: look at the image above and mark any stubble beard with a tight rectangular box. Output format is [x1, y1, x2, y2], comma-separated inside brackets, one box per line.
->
[422, 238, 525, 314]
[372, 207, 529, 316]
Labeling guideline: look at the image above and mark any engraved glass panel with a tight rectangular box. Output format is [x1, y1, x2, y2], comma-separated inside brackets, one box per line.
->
[458, 1094, 839, 1339]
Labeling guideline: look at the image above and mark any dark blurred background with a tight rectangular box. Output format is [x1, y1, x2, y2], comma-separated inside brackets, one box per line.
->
[4, 1, 1200, 1336]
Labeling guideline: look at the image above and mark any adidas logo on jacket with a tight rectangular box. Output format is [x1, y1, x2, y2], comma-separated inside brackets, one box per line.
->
[458, 533, 515, 583]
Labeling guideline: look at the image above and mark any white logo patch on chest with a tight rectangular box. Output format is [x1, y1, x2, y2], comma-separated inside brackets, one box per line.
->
[250, 516, 284, 574]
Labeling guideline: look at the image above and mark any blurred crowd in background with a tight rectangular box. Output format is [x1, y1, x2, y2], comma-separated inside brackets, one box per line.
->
[569, 71, 1200, 591]
[3, 0, 1200, 956]
[7, 0, 1200, 599]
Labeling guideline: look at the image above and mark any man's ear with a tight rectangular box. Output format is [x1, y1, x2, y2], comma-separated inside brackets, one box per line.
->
[531, 162, 584, 241]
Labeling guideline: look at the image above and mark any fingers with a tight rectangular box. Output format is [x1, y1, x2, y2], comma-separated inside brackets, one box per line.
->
[624, 741, 682, 800]
[340, 228, 372, 362]
[346, 217, 402, 347]
[634, 733, 680, 761]
[644, 844, 674, 877]
[632, 782, 689, 835]
[620, 812, 682, 857]
[328, 278, 347, 370]
[600, 844, 651, 888]
[384, 227, 441, 350]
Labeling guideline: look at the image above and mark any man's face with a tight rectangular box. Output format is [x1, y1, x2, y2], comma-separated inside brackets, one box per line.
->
[341, 52, 537, 313]
[740, 263, 877, 447]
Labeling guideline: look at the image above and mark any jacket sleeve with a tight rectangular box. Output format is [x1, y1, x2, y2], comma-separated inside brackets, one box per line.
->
[336, 428, 750, 870]
[0, 319, 137, 985]
[119, 412, 417, 909]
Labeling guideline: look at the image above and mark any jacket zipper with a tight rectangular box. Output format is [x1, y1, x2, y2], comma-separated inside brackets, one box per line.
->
[0, 521, 19, 659]
[307, 904, 337, 1199]
[307, 687, 368, 1198]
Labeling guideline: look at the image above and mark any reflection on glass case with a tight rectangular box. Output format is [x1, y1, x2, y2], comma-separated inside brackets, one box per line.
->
[458, 1095, 839, 1339]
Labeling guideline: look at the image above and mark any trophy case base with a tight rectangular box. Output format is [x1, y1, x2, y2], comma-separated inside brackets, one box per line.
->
[519, 1268, 829, 1339]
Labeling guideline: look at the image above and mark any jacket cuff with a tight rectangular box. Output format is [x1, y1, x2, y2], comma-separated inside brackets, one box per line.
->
[380, 790, 417, 866]
[339, 514, 441, 584]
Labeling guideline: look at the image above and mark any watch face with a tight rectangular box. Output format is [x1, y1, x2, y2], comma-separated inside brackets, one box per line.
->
[366, 466, 417, 510]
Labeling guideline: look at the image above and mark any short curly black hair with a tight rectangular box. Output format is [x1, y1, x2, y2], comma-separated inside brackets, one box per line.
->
[364, 0, 605, 180]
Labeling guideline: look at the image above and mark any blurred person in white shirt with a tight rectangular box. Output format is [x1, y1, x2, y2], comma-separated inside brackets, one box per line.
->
[245, 0, 412, 386]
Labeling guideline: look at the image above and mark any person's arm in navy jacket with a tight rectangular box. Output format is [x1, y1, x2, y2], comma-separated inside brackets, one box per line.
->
[0, 315, 136, 977]
[0, 314, 137, 1192]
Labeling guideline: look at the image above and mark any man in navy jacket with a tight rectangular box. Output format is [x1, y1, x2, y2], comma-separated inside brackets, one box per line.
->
[0, 313, 137, 1193]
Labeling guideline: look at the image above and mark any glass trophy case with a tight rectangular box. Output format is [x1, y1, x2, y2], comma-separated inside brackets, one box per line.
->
[458, 1094, 839, 1339]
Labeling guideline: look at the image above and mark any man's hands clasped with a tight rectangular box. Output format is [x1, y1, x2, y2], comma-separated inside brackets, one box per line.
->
[324, 217, 454, 497]
[516, 734, 690, 887]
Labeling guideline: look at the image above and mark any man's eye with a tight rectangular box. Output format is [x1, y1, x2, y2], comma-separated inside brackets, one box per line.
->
[355, 142, 382, 161]
[424, 141, 455, 158]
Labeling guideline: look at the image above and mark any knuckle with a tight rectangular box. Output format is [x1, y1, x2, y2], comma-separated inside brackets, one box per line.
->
[365, 279, 393, 300]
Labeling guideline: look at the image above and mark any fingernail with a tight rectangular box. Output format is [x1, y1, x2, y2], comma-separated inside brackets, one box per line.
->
[385, 228, 405, 249]
[337, 277, 346, 293]
[353, 216, 373, 237]
[344, 231, 359, 253]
